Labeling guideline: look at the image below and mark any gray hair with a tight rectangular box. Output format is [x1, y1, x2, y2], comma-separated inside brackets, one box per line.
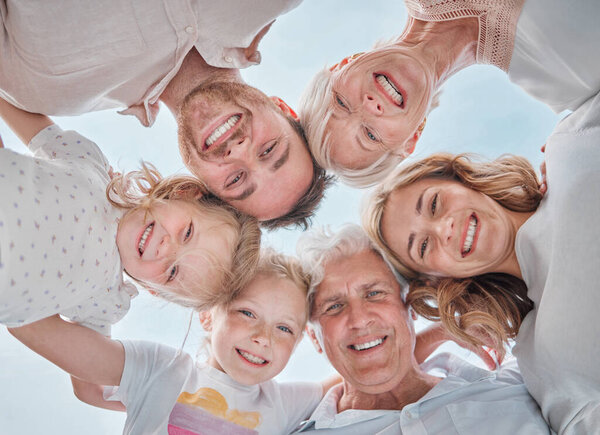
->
[296, 224, 407, 317]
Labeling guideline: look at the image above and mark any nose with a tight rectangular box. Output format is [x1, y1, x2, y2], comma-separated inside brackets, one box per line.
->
[362, 93, 383, 115]
[347, 300, 373, 330]
[251, 323, 271, 347]
[432, 216, 454, 245]
[156, 234, 175, 259]
[224, 134, 251, 160]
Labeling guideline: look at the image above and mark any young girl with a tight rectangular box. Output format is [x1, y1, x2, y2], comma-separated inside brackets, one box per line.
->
[9, 251, 339, 435]
[0, 98, 261, 407]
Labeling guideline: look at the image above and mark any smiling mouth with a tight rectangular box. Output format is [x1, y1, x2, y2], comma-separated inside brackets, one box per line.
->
[349, 336, 386, 351]
[375, 74, 404, 107]
[204, 114, 241, 150]
[236, 348, 268, 365]
[138, 222, 154, 256]
[461, 214, 478, 257]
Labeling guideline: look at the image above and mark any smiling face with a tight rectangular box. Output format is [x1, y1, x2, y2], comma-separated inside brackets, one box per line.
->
[202, 273, 307, 385]
[308, 250, 419, 394]
[381, 178, 518, 278]
[326, 48, 433, 170]
[178, 82, 314, 220]
[116, 199, 237, 294]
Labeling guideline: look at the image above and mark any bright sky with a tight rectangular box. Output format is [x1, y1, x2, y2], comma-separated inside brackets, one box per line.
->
[0, 1, 560, 433]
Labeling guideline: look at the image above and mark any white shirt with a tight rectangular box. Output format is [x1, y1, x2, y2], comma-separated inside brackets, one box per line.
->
[0, 125, 137, 334]
[514, 91, 600, 434]
[296, 353, 551, 434]
[509, 0, 600, 113]
[0, 0, 301, 126]
[106, 340, 323, 435]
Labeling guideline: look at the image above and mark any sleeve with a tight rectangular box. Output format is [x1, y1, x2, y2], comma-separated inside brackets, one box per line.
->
[27, 124, 111, 174]
[62, 280, 138, 336]
[278, 381, 323, 434]
[104, 340, 192, 432]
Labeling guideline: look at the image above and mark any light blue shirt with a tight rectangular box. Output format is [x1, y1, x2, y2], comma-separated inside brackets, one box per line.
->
[295, 353, 552, 434]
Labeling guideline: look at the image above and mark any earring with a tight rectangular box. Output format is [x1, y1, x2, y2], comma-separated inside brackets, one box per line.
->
[417, 117, 427, 133]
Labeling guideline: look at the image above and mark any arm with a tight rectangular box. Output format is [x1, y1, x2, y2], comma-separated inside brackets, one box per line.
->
[415, 322, 500, 370]
[70, 376, 126, 412]
[0, 97, 54, 145]
[320, 374, 342, 396]
[8, 315, 125, 386]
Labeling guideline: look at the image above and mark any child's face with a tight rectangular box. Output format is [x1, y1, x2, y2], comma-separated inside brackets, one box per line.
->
[204, 273, 307, 385]
[116, 199, 236, 293]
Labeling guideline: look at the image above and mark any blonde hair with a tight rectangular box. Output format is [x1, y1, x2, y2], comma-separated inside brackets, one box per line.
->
[298, 46, 441, 189]
[363, 153, 542, 355]
[107, 162, 262, 311]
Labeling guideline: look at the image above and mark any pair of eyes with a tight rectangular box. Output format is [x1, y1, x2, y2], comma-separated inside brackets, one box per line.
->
[418, 193, 439, 259]
[323, 290, 385, 314]
[238, 309, 294, 335]
[225, 140, 279, 188]
[166, 221, 194, 283]
[335, 95, 379, 143]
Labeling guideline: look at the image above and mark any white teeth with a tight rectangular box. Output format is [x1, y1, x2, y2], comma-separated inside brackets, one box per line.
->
[238, 349, 266, 365]
[205, 115, 240, 147]
[352, 338, 384, 351]
[138, 223, 154, 255]
[376, 74, 403, 106]
[462, 216, 477, 254]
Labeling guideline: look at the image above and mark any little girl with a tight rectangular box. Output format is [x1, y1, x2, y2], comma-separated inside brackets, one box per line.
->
[10, 251, 339, 435]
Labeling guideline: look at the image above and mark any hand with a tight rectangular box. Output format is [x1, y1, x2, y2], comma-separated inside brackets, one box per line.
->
[539, 144, 547, 194]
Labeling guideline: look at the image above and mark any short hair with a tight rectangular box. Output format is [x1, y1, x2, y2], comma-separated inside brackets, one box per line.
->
[107, 162, 262, 311]
[362, 152, 542, 356]
[296, 224, 406, 318]
[260, 116, 336, 231]
[298, 56, 441, 189]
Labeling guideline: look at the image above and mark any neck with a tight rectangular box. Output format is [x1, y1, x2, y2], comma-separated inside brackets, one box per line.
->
[160, 47, 243, 116]
[497, 210, 536, 279]
[397, 16, 479, 88]
[337, 369, 440, 413]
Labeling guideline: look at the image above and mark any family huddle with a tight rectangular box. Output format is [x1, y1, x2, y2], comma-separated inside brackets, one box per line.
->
[1, 1, 599, 434]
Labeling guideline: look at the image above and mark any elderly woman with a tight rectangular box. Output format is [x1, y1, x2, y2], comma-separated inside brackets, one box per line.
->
[299, 0, 600, 187]
[362, 91, 600, 433]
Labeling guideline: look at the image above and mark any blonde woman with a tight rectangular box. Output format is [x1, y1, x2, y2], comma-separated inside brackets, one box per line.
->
[363, 91, 600, 434]
[299, 0, 600, 187]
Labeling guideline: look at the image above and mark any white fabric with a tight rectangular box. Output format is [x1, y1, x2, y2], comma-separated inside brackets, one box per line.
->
[509, 0, 600, 113]
[106, 340, 323, 435]
[514, 91, 600, 434]
[295, 353, 551, 434]
[0, 0, 301, 126]
[0, 125, 137, 334]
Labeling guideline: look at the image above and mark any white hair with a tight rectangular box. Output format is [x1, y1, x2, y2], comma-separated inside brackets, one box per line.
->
[296, 224, 407, 317]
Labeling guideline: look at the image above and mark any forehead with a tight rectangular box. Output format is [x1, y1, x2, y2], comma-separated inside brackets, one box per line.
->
[238, 273, 307, 318]
[316, 250, 399, 298]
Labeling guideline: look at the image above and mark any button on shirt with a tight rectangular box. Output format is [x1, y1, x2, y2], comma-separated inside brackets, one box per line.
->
[295, 353, 552, 434]
[0, 0, 301, 126]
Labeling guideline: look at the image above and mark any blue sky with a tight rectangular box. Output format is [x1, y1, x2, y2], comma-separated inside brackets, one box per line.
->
[0, 2, 560, 433]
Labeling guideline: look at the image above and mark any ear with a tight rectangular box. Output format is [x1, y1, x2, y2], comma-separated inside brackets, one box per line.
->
[403, 118, 427, 156]
[198, 311, 213, 332]
[306, 325, 323, 354]
[409, 306, 418, 321]
[269, 96, 299, 121]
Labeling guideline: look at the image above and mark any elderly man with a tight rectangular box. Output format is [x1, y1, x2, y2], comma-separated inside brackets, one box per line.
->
[296, 224, 550, 434]
[0, 0, 332, 228]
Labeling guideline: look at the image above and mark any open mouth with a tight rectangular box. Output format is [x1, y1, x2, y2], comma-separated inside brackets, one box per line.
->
[375, 74, 404, 107]
[349, 336, 387, 351]
[236, 348, 268, 366]
[137, 222, 154, 256]
[203, 114, 241, 151]
[461, 214, 479, 257]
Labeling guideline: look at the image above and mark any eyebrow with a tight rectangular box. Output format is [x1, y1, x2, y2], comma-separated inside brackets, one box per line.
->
[407, 190, 426, 261]
[226, 183, 257, 202]
[271, 139, 290, 171]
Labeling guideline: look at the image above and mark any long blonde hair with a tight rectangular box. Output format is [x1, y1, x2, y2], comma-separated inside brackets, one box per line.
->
[363, 153, 542, 354]
[107, 162, 261, 311]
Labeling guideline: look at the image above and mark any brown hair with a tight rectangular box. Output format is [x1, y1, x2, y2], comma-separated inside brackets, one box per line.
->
[363, 153, 542, 355]
[107, 162, 261, 311]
